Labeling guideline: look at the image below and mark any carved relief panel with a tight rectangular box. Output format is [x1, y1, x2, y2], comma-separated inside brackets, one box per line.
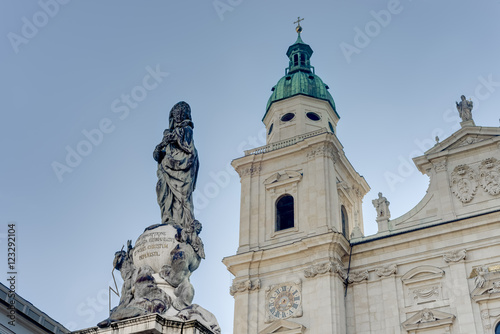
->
[401, 266, 446, 308]
[449, 157, 500, 204]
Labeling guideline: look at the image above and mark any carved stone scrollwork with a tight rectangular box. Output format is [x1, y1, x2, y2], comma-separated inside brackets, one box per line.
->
[240, 166, 261, 178]
[433, 159, 447, 173]
[306, 143, 336, 162]
[347, 270, 369, 283]
[479, 157, 500, 196]
[375, 264, 397, 277]
[304, 262, 332, 278]
[304, 260, 347, 280]
[264, 170, 302, 185]
[487, 281, 500, 294]
[229, 279, 260, 296]
[443, 249, 466, 263]
[451, 164, 478, 203]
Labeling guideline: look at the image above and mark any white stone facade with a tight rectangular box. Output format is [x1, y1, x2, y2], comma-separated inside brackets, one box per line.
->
[224, 96, 500, 333]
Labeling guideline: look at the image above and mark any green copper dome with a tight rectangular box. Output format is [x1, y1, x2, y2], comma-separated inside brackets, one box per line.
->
[264, 33, 338, 120]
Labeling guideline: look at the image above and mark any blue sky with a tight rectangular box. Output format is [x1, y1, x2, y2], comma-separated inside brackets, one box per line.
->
[1, 0, 499, 332]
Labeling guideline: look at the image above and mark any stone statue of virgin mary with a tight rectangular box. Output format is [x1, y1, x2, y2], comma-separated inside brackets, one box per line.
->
[153, 101, 199, 230]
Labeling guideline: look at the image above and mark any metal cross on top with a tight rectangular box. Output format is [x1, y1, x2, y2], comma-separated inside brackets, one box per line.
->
[294, 16, 304, 33]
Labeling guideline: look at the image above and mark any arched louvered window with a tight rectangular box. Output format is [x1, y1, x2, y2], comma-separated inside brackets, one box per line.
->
[293, 54, 299, 66]
[300, 54, 305, 66]
[276, 195, 294, 231]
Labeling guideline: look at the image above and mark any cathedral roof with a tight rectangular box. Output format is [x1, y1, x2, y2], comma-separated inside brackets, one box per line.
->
[264, 31, 338, 120]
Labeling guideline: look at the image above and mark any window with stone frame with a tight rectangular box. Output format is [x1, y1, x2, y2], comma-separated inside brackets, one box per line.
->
[276, 194, 294, 231]
[341, 205, 349, 239]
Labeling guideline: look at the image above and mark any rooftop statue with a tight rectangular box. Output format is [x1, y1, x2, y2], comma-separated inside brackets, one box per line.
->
[372, 192, 391, 220]
[456, 95, 473, 122]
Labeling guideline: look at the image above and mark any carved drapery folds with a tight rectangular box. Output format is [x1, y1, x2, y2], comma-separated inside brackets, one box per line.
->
[229, 279, 260, 296]
[443, 249, 467, 263]
[304, 260, 347, 280]
[375, 264, 397, 277]
[451, 164, 478, 203]
[347, 270, 369, 284]
[412, 286, 439, 300]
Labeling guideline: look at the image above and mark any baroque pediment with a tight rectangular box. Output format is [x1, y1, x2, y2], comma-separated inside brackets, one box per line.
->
[264, 170, 302, 186]
[424, 126, 500, 155]
[447, 134, 492, 150]
[259, 319, 306, 334]
[402, 308, 455, 331]
[402, 265, 444, 284]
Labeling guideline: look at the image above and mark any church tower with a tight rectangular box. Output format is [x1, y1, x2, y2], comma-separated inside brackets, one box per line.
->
[223, 21, 370, 334]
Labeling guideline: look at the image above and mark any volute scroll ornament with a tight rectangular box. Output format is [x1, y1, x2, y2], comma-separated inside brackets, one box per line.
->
[451, 164, 478, 203]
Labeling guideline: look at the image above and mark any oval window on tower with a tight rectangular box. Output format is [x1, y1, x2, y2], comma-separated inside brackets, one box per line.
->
[306, 112, 321, 121]
[268, 123, 274, 135]
[281, 113, 295, 122]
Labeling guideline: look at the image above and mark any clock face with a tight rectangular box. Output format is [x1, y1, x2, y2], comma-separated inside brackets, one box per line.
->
[267, 285, 302, 319]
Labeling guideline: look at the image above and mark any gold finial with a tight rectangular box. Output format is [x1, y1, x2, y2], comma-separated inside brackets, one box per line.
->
[294, 16, 304, 33]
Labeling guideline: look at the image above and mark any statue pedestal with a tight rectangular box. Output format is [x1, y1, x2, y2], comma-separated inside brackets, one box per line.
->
[376, 218, 390, 233]
[460, 119, 475, 127]
[73, 314, 217, 334]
